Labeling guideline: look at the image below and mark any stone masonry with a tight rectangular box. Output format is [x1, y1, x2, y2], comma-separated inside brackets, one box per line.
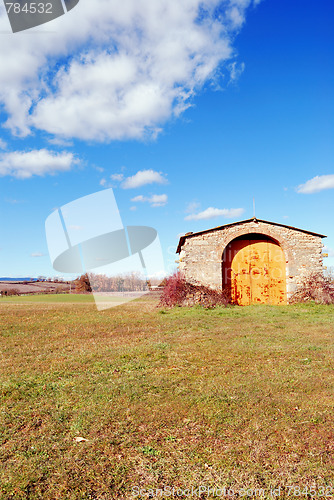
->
[176, 218, 326, 303]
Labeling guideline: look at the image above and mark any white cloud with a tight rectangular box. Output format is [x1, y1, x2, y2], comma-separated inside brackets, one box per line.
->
[297, 175, 334, 194]
[111, 173, 124, 182]
[122, 169, 167, 189]
[131, 195, 145, 202]
[47, 137, 73, 147]
[31, 252, 45, 258]
[0, 149, 79, 179]
[185, 201, 201, 214]
[227, 6, 245, 28]
[185, 207, 244, 221]
[149, 194, 168, 207]
[228, 61, 245, 82]
[323, 246, 334, 258]
[0, 0, 260, 142]
[0, 139, 7, 150]
[131, 193, 168, 207]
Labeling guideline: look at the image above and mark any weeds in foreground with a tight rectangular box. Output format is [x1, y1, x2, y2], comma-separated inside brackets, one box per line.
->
[290, 272, 334, 305]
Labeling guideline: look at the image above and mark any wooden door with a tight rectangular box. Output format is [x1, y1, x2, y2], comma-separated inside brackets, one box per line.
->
[223, 236, 286, 305]
[267, 242, 287, 304]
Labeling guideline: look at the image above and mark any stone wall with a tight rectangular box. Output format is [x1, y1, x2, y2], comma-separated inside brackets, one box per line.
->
[178, 219, 325, 302]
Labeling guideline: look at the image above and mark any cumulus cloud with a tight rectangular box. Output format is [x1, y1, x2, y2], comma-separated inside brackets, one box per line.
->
[0, 149, 79, 178]
[0, 139, 7, 150]
[31, 252, 45, 258]
[297, 175, 334, 194]
[0, 0, 260, 142]
[131, 193, 168, 207]
[122, 169, 167, 189]
[185, 207, 244, 221]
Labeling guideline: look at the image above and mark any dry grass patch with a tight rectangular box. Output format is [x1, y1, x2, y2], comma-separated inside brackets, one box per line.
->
[0, 297, 333, 499]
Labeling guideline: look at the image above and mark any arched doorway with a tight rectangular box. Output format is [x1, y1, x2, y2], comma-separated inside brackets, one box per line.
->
[222, 234, 287, 305]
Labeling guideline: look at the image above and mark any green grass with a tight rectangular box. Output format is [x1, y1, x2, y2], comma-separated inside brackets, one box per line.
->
[0, 293, 94, 304]
[0, 298, 333, 499]
[1, 293, 142, 306]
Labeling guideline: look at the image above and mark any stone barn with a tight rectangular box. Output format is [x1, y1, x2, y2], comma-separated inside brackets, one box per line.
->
[176, 218, 326, 305]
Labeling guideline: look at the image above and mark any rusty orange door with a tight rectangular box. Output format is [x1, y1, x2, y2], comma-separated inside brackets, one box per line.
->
[223, 237, 286, 305]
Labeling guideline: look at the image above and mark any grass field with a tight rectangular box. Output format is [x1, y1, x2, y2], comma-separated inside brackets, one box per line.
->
[0, 294, 95, 304]
[0, 293, 144, 308]
[0, 295, 333, 499]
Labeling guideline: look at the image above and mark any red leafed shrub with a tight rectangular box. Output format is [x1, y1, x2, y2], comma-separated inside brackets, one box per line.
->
[159, 271, 230, 308]
[290, 272, 334, 305]
[159, 271, 189, 307]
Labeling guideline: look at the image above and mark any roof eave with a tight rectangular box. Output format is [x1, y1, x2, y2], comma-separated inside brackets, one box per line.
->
[176, 218, 327, 254]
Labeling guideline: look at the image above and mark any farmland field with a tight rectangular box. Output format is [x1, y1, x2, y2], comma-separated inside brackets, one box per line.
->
[0, 295, 333, 499]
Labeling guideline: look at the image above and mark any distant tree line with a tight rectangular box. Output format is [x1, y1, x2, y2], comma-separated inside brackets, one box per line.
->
[75, 272, 148, 293]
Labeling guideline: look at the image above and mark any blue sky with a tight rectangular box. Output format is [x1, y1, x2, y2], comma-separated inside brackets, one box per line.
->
[0, 0, 333, 278]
